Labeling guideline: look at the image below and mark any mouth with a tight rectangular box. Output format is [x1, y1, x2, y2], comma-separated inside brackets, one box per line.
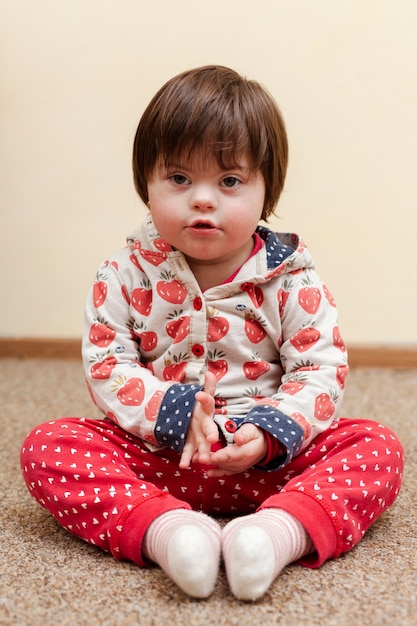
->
[192, 222, 214, 230]
[190, 221, 216, 229]
[187, 221, 221, 236]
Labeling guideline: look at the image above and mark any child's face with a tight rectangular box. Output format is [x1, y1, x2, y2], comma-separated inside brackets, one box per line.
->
[147, 152, 265, 275]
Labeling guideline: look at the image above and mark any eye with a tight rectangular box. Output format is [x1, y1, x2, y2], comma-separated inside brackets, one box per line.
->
[221, 176, 241, 188]
[170, 174, 190, 185]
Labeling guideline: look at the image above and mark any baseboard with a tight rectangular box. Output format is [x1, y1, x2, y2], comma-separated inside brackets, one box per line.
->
[348, 345, 417, 368]
[1, 337, 417, 368]
[0, 338, 82, 360]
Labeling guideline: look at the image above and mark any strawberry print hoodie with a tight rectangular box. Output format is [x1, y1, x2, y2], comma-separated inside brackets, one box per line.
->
[83, 215, 348, 471]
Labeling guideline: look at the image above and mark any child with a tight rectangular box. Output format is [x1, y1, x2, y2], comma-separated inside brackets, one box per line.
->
[21, 65, 404, 601]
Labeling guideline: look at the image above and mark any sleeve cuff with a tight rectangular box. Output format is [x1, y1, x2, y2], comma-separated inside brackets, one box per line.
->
[154, 383, 202, 451]
[256, 432, 285, 468]
[244, 404, 304, 471]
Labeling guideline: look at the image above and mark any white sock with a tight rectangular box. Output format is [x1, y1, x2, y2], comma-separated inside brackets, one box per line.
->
[222, 508, 314, 601]
[143, 509, 221, 598]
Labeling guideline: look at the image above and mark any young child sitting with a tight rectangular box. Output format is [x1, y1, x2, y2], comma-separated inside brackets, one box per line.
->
[21, 65, 404, 601]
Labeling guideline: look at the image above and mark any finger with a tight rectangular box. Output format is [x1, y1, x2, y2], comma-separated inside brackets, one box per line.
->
[203, 418, 219, 444]
[196, 449, 211, 465]
[196, 435, 212, 459]
[179, 443, 194, 469]
[203, 370, 217, 396]
[233, 423, 259, 445]
[195, 390, 215, 417]
[209, 446, 238, 465]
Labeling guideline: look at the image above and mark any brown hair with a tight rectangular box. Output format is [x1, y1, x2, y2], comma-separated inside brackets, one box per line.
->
[132, 65, 288, 220]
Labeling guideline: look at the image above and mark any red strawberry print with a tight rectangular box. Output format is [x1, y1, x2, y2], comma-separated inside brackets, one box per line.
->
[139, 249, 167, 266]
[298, 277, 322, 314]
[291, 411, 312, 439]
[254, 397, 281, 410]
[104, 260, 118, 270]
[153, 238, 172, 252]
[273, 263, 288, 277]
[131, 239, 166, 266]
[290, 326, 321, 353]
[93, 272, 107, 308]
[121, 284, 130, 304]
[131, 280, 152, 316]
[89, 319, 116, 348]
[244, 313, 267, 344]
[243, 387, 265, 400]
[114, 376, 145, 406]
[314, 390, 338, 421]
[145, 389, 165, 421]
[90, 355, 117, 380]
[165, 310, 190, 343]
[214, 396, 228, 415]
[133, 321, 158, 351]
[129, 238, 141, 250]
[157, 272, 187, 304]
[208, 312, 230, 342]
[243, 353, 270, 380]
[323, 284, 336, 307]
[215, 396, 228, 408]
[207, 349, 229, 381]
[138, 331, 158, 352]
[163, 353, 188, 381]
[214, 396, 228, 414]
[106, 411, 120, 426]
[277, 279, 293, 315]
[280, 377, 307, 395]
[129, 254, 143, 271]
[241, 283, 264, 308]
[333, 326, 346, 352]
[336, 364, 349, 389]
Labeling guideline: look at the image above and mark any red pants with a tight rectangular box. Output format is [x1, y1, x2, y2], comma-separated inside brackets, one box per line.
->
[20, 417, 404, 568]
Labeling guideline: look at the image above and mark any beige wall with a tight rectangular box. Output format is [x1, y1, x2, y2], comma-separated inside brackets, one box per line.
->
[1, 0, 416, 344]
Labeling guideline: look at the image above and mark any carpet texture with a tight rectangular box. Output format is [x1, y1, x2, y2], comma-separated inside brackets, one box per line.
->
[0, 359, 416, 626]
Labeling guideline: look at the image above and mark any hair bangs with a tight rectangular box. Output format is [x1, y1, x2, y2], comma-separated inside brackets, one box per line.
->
[162, 126, 256, 175]
[133, 66, 288, 220]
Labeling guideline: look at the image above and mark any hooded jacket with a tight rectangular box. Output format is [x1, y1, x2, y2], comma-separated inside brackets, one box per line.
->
[83, 215, 348, 471]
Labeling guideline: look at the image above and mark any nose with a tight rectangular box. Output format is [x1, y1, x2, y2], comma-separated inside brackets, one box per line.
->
[189, 184, 216, 211]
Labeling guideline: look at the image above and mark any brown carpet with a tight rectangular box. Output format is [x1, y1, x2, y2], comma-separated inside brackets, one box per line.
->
[1, 359, 416, 626]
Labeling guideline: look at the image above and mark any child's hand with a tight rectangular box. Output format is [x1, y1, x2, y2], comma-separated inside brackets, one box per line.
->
[205, 424, 268, 477]
[179, 371, 219, 469]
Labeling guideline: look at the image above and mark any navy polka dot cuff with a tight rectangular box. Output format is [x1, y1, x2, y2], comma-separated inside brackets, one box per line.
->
[154, 383, 203, 451]
[244, 405, 304, 470]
